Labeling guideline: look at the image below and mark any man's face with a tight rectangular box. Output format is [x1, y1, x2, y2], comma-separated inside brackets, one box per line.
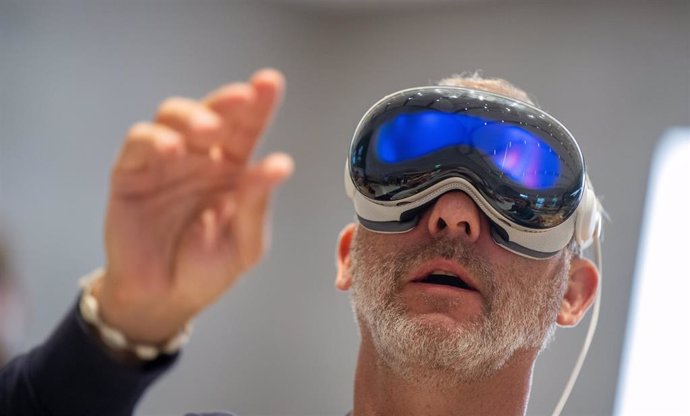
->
[348, 192, 571, 385]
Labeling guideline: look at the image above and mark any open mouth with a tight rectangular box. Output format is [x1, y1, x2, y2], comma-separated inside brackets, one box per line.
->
[414, 271, 476, 291]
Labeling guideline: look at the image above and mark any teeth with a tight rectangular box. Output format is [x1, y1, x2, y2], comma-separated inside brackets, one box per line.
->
[430, 270, 459, 277]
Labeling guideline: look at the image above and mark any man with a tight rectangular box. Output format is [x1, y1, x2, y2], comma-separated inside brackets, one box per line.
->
[0, 69, 601, 415]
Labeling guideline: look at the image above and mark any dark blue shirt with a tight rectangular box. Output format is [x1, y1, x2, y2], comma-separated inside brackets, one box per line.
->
[0, 299, 179, 415]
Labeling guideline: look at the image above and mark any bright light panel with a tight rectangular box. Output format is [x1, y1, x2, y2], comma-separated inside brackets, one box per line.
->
[615, 127, 690, 416]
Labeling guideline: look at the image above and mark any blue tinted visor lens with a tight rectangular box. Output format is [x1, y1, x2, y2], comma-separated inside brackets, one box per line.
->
[376, 112, 562, 190]
[349, 87, 585, 229]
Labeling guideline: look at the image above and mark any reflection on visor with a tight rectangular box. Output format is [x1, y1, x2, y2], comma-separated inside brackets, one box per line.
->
[349, 86, 585, 230]
[375, 111, 561, 190]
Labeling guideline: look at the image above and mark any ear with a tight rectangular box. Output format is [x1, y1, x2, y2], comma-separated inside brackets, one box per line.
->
[557, 257, 599, 327]
[335, 223, 356, 291]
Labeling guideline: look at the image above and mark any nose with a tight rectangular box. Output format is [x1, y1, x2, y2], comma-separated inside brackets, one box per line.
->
[426, 191, 482, 242]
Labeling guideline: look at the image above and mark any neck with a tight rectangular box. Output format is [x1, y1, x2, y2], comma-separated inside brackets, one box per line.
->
[351, 333, 537, 416]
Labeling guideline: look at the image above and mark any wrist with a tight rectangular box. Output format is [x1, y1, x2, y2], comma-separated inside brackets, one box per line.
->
[93, 269, 192, 344]
[79, 269, 192, 361]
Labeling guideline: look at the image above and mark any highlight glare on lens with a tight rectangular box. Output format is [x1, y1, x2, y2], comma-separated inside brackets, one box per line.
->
[374, 111, 561, 190]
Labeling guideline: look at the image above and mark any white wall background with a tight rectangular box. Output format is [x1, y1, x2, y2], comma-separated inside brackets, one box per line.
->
[1, 0, 688, 415]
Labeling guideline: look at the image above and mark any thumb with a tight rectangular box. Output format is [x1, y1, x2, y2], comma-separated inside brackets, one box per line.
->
[233, 152, 294, 266]
[242, 152, 294, 217]
[251, 152, 295, 190]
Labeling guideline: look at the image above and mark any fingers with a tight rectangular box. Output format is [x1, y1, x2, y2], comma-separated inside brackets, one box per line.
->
[115, 122, 184, 172]
[127, 68, 284, 165]
[115, 69, 286, 182]
[231, 152, 294, 231]
[178, 152, 292, 276]
[249, 68, 286, 134]
[155, 97, 223, 153]
[203, 83, 256, 160]
[231, 152, 294, 266]
[249, 152, 295, 188]
[205, 68, 285, 161]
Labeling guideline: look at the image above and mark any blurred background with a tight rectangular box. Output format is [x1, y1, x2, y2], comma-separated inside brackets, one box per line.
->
[0, 0, 688, 415]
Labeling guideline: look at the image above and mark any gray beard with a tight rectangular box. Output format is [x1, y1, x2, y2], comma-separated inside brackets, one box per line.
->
[349, 233, 568, 387]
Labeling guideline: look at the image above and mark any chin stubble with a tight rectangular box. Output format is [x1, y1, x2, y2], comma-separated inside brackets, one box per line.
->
[349, 232, 568, 386]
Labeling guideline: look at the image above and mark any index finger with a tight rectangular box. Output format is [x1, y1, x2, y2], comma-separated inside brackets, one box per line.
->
[204, 69, 286, 162]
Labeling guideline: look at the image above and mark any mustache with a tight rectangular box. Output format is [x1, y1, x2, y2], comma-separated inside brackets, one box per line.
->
[390, 236, 495, 291]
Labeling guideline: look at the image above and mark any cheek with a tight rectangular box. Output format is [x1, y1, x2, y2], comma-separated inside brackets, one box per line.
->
[489, 255, 557, 298]
[359, 229, 422, 258]
[493, 257, 568, 314]
[483, 231, 565, 278]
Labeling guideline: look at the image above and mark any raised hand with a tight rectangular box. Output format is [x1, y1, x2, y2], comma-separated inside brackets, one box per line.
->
[92, 69, 293, 344]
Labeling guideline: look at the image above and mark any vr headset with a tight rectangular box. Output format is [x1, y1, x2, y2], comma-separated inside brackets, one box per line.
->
[345, 86, 603, 259]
